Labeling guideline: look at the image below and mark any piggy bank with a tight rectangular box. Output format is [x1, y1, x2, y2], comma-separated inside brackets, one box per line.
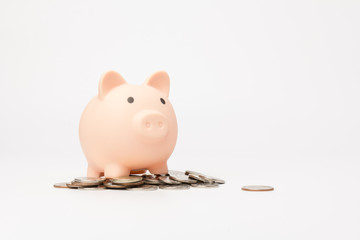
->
[79, 70, 178, 178]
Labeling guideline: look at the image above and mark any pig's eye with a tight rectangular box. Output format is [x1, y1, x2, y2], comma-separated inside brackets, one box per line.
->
[160, 98, 166, 104]
[127, 97, 134, 103]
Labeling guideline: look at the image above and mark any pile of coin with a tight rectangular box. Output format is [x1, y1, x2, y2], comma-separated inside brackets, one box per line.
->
[54, 170, 225, 191]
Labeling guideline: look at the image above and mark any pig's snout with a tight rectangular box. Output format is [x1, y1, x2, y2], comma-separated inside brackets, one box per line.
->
[133, 110, 168, 142]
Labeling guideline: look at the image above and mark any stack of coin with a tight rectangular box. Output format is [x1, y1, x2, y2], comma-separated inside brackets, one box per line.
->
[54, 177, 106, 190]
[53, 170, 225, 191]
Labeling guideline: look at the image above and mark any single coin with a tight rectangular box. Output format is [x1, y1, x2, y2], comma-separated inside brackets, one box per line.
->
[53, 182, 70, 189]
[104, 182, 127, 189]
[74, 177, 105, 184]
[70, 181, 100, 187]
[188, 174, 212, 183]
[126, 185, 158, 191]
[191, 183, 219, 188]
[110, 176, 143, 184]
[159, 184, 190, 190]
[158, 176, 181, 185]
[168, 170, 197, 184]
[241, 185, 274, 192]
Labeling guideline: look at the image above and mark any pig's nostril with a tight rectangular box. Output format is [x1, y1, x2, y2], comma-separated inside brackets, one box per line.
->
[134, 110, 169, 141]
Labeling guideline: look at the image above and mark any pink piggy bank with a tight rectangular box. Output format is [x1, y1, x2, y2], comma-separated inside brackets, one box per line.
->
[79, 70, 178, 178]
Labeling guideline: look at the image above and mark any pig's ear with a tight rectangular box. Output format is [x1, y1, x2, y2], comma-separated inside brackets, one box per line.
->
[98, 71, 126, 100]
[144, 71, 170, 97]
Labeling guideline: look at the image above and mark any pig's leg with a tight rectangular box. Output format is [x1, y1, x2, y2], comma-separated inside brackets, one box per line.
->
[148, 162, 168, 175]
[104, 163, 130, 178]
[87, 165, 102, 178]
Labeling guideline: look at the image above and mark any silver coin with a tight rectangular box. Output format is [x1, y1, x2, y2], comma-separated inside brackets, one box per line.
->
[188, 174, 212, 183]
[143, 175, 164, 185]
[74, 177, 105, 184]
[110, 176, 143, 184]
[199, 174, 225, 184]
[242, 185, 274, 192]
[191, 183, 219, 188]
[159, 184, 190, 190]
[199, 175, 224, 184]
[126, 185, 158, 191]
[53, 182, 70, 189]
[185, 170, 202, 176]
[158, 176, 181, 185]
[186, 170, 224, 184]
[79, 185, 106, 190]
[70, 181, 100, 187]
[155, 173, 169, 176]
[205, 176, 225, 184]
[115, 181, 145, 187]
[66, 182, 81, 189]
[168, 170, 197, 184]
[103, 182, 127, 189]
[129, 174, 146, 177]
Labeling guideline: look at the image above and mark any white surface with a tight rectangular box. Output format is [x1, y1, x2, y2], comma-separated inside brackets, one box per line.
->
[0, 0, 359, 239]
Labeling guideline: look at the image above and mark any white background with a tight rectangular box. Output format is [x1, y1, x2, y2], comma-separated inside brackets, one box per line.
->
[1, 0, 359, 239]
